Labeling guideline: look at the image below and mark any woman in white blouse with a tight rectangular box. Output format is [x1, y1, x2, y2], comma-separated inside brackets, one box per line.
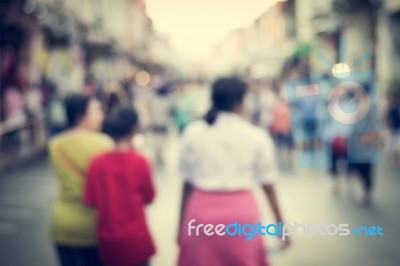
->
[178, 77, 289, 266]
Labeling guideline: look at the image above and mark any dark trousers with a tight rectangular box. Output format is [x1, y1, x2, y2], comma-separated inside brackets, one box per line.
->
[56, 245, 103, 266]
[329, 151, 373, 192]
[329, 151, 346, 176]
[348, 163, 373, 192]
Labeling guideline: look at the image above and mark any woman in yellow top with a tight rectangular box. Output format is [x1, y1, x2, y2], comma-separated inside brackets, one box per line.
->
[48, 93, 114, 266]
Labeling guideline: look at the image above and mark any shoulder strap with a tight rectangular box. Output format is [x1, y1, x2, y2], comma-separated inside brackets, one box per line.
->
[55, 143, 85, 178]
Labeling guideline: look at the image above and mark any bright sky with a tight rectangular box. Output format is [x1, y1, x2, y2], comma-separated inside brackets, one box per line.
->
[147, 0, 277, 61]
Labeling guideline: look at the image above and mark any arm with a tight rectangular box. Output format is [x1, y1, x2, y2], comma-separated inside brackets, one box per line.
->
[178, 181, 194, 243]
[83, 159, 99, 207]
[177, 124, 196, 243]
[141, 158, 156, 204]
[179, 182, 194, 227]
[262, 183, 290, 248]
[256, 132, 291, 248]
[178, 128, 195, 227]
[262, 183, 283, 223]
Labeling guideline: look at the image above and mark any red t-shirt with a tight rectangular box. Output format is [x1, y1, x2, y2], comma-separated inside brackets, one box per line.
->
[84, 149, 156, 266]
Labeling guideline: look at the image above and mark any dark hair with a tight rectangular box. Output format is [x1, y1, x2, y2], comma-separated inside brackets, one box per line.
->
[64, 94, 93, 128]
[204, 76, 247, 125]
[102, 107, 139, 139]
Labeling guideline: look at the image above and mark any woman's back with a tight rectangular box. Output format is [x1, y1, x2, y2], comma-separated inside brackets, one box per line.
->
[180, 112, 277, 191]
[49, 131, 113, 245]
[178, 76, 287, 266]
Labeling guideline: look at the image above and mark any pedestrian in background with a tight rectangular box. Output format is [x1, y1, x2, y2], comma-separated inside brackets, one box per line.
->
[323, 91, 354, 196]
[172, 84, 194, 134]
[84, 107, 156, 266]
[48, 93, 114, 266]
[178, 76, 289, 266]
[323, 83, 380, 205]
[270, 96, 294, 169]
[149, 86, 172, 166]
[386, 92, 400, 164]
[103, 81, 131, 117]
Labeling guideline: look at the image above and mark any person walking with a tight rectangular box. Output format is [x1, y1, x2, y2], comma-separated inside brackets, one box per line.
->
[386, 93, 400, 164]
[270, 96, 294, 169]
[48, 93, 114, 266]
[84, 107, 156, 266]
[178, 77, 289, 266]
[323, 83, 380, 205]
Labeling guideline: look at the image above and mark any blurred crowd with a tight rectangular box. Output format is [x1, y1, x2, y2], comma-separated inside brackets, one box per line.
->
[41, 72, 400, 265]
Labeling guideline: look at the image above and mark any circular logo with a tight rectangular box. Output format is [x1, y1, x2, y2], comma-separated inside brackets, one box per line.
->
[328, 81, 370, 125]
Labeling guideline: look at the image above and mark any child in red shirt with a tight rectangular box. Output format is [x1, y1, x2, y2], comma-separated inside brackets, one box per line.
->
[84, 107, 156, 266]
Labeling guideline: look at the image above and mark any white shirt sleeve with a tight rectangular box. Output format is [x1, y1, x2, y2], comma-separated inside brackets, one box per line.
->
[179, 123, 198, 183]
[254, 131, 278, 185]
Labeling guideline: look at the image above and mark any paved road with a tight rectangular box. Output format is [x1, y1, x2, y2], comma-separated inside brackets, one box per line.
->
[1, 134, 399, 266]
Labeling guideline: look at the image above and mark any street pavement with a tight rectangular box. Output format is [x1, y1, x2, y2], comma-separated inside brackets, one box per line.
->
[1, 133, 400, 266]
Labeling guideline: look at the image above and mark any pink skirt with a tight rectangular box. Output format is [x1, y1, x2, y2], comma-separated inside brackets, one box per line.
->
[178, 189, 269, 266]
